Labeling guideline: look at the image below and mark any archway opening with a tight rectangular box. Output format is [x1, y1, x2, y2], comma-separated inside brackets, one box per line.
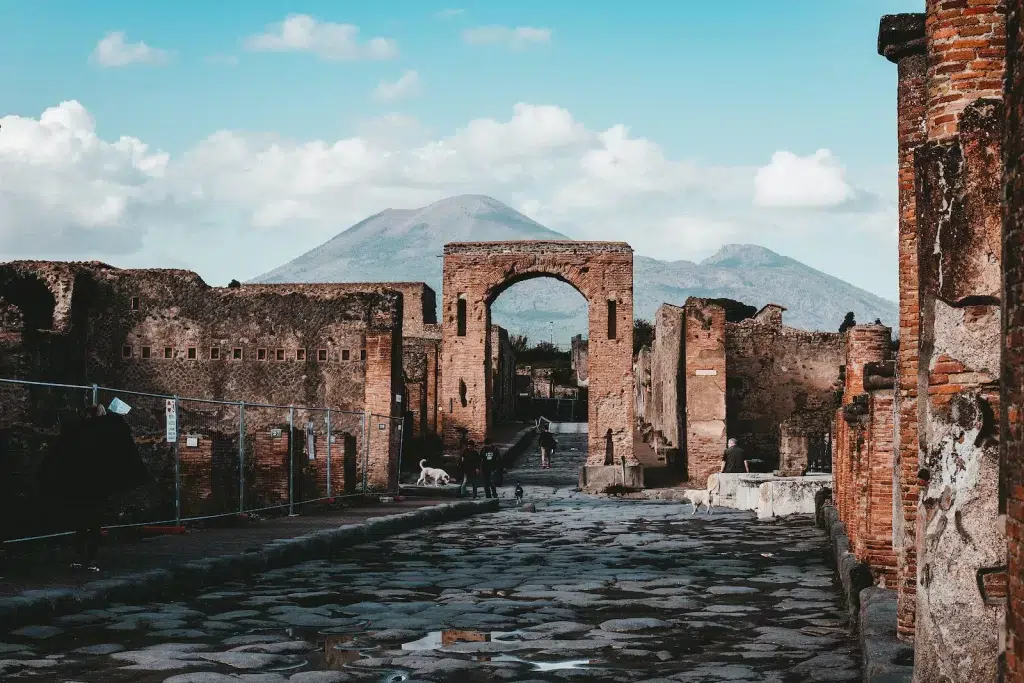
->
[488, 276, 589, 473]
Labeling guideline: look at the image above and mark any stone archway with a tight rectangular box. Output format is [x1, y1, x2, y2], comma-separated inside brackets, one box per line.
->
[440, 241, 637, 478]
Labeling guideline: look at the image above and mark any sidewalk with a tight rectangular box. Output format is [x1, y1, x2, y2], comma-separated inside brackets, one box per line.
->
[0, 499, 438, 597]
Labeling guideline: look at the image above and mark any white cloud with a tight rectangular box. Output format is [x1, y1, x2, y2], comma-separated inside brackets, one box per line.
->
[436, 8, 464, 18]
[373, 70, 423, 102]
[754, 149, 868, 209]
[0, 100, 893, 295]
[462, 25, 551, 49]
[245, 15, 398, 60]
[90, 32, 169, 67]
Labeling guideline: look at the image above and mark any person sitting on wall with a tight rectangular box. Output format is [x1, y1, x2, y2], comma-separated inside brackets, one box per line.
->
[721, 438, 750, 474]
[538, 427, 557, 470]
[42, 403, 146, 571]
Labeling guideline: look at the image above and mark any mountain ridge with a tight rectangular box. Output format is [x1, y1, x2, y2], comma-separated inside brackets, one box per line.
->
[252, 195, 897, 343]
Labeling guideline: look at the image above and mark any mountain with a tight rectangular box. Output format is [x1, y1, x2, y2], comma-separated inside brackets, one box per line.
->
[251, 195, 898, 344]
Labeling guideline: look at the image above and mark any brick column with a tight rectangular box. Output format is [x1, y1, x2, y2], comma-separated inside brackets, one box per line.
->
[879, 11, 928, 641]
[682, 299, 727, 487]
[913, 2, 1007, 680]
[364, 330, 402, 490]
[1003, 1, 1024, 679]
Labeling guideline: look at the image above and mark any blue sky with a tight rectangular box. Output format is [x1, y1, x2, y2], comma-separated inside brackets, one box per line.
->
[0, 0, 923, 300]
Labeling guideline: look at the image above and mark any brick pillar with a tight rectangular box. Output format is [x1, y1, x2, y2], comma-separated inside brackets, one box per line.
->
[914, 2, 1007, 680]
[364, 331, 402, 490]
[879, 11, 928, 641]
[1002, 1, 1024, 679]
[866, 389, 898, 586]
[682, 299, 727, 487]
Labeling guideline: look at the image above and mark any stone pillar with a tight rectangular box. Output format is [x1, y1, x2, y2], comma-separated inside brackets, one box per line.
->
[879, 11, 928, 641]
[683, 298, 726, 487]
[364, 330, 403, 490]
[913, 1, 1007, 680]
[777, 421, 808, 477]
[1003, 1, 1024, 679]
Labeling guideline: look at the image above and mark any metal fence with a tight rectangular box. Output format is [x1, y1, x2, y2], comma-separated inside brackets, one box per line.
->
[516, 396, 587, 423]
[0, 378, 403, 546]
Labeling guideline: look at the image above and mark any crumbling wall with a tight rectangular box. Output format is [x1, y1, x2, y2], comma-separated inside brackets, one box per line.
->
[911, 1, 1007, 679]
[652, 304, 685, 454]
[725, 311, 844, 471]
[571, 334, 589, 385]
[683, 298, 727, 487]
[489, 325, 517, 424]
[1004, 2, 1024, 679]
[879, 10, 929, 641]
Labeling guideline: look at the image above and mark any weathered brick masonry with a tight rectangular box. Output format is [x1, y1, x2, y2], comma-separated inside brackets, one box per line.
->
[879, 11, 928, 640]
[911, 1, 1007, 679]
[1003, 0, 1024, 679]
[683, 299, 727, 486]
[0, 261, 405, 494]
[441, 241, 634, 464]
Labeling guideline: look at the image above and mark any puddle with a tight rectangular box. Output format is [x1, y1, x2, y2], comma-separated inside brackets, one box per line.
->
[400, 629, 592, 671]
[493, 654, 592, 671]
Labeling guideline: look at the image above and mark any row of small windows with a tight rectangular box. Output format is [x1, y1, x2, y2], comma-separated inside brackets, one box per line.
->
[122, 346, 367, 362]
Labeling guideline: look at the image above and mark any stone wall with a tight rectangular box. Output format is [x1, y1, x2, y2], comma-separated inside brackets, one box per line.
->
[489, 325, 517, 424]
[652, 304, 685, 456]
[441, 241, 635, 464]
[0, 261, 406, 490]
[683, 298, 727, 486]
[912, 1, 1007, 679]
[1004, 1, 1024, 680]
[725, 307, 844, 471]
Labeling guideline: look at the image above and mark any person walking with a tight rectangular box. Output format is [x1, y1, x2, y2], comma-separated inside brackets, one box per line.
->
[44, 402, 146, 571]
[460, 439, 481, 498]
[480, 438, 501, 499]
[538, 427, 557, 469]
[721, 438, 750, 474]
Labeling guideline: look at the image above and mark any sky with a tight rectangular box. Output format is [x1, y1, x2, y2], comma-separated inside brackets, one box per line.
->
[0, 0, 923, 300]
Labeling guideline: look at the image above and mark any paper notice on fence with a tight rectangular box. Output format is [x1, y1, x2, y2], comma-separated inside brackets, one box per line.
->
[165, 399, 177, 443]
[108, 397, 132, 415]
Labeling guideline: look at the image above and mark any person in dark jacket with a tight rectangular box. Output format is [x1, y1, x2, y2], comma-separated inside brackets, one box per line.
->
[721, 438, 750, 474]
[460, 440, 481, 498]
[480, 439, 501, 499]
[538, 428, 557, 469]
[44, 404, 146, 571]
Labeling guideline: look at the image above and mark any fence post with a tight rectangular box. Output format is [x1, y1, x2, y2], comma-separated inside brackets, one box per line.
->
[396, 417, 405, 494]
[238, 401, 245, 515]
[173, 396, 181, 525]
[288, 406, 295, 516]
[361, 412, 369, 492]
[91, 384, 98, 406]
[326, 408, 332, 499]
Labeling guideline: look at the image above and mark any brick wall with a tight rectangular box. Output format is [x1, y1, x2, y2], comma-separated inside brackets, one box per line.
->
[652, 304, 685, 453]
[879, 10, 929, 642]
[440, 241, 635, 464]
[1003, 1, 1024, 679]
[683, 298, 727, 487]
[912, 1, 1007, 679]
[571, 334, 589, 385]
[489, 324, 517, 424]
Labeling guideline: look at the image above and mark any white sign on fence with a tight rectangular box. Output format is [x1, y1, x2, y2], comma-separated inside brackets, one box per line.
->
[694, 369, 718, 376]
[378, 423, 386, 430]
[165, 399, 177, 443]
[186, 436, 199, 448]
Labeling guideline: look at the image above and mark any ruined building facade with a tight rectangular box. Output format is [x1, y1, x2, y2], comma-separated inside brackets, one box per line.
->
[634, 298, 844, 485]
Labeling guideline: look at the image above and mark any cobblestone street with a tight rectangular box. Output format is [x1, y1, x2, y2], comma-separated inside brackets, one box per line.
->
[0, 434, 859, 682]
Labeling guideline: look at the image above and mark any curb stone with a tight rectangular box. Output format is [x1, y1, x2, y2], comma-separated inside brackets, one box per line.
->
[0, 499, 499, 632]
[816, 501, 913, 683]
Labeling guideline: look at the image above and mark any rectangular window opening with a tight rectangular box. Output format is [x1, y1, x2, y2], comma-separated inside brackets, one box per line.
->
[164, 347, 173, 359]
[141, 346, 151, 359]
[232, 348, 243, 360]
[276, 349, 285, 361]
[257, 348, 267, 361]
[210, 347, 220, 360]
[121, 346, 132, 358]
[130, 297, 140, 311]
[360, 349, 366, 361]
[187, 347, 197, 360]
[317, 349, 328, 362]
[607, 300, 617, 339]
[342, 349, 350, 361]
[456, 298, 467, 337]
[296, 349, 306, 361]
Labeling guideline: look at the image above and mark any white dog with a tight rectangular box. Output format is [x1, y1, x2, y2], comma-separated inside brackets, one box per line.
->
[416, 459, 452, 487]
[682, 472, 720, 515]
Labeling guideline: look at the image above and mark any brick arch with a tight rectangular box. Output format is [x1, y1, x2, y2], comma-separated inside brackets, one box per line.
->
[441, 241, 636, 466]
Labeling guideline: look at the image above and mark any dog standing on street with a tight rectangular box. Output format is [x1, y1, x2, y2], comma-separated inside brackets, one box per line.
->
[681, 472, 720, 515]
[416, 459, 452, 487]
[514, 483, 524, 505]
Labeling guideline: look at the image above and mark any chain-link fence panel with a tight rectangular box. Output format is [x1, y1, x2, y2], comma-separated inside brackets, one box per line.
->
[94, 389, 177, 526]
[173, 398, 242, 520]
[0, 380, 93, 540]
[241, 403, 294, 515]
[326, 410, 365, 496]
